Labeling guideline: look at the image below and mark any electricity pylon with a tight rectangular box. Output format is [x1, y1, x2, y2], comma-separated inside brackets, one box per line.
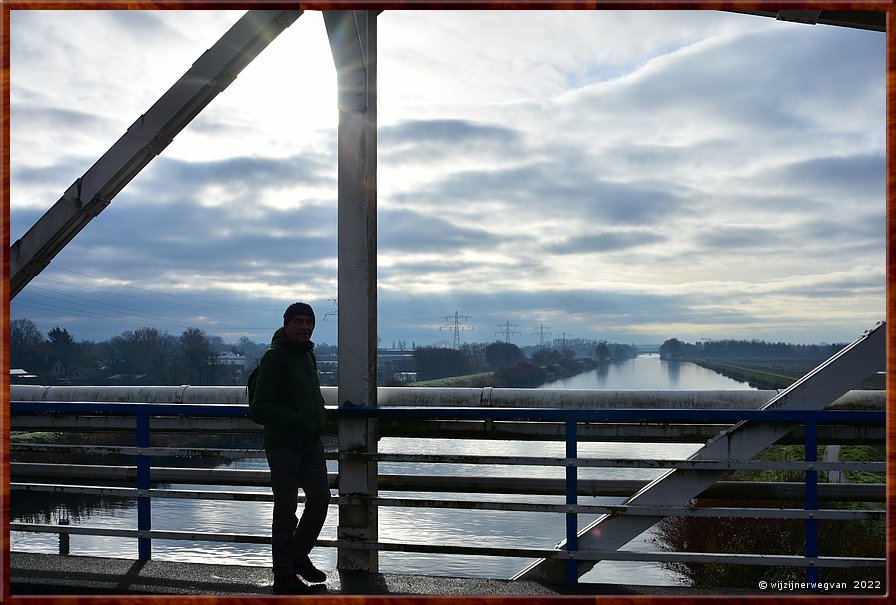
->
[532, 323, 552, 348]
[441, 311, 473, 349]
[495, 321, 521, 343]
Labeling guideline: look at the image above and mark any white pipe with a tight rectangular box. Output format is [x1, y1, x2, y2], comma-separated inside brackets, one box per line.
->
[9, 384, 883, 409]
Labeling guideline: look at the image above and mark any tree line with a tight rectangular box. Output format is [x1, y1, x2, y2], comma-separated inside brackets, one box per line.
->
[413, 340, 638, 383]
[9, 319, 335, 386]
[11, 317, 638, 387]
[659, 337, 847, 361]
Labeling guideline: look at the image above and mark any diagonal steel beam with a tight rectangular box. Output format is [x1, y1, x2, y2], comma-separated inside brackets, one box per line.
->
[9, 10, 302, 298]
[514, 321, 886, 583]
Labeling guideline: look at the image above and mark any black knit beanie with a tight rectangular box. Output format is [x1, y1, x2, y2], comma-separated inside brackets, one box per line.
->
[283, 302, 315, 327]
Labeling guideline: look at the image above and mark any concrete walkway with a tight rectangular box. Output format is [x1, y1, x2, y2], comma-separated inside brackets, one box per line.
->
[9, 552, 750, 597]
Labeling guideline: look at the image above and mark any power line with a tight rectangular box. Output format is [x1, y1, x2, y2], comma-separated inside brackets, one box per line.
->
[25, 285, 194, 326]
[558, 331, 570, 350]
[440, 311, 473, 349]
[495, 321, 520, 343]
[323, 298, 338, 320]
[44, 265, 283, 312]
[532, 323, 552, 347]
[9, 264, 309, 338]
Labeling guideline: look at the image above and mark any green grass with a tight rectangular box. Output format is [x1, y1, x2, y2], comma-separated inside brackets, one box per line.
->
[658, 442, 885, 589]
[732, 444, 884, 484]
[839, 444, 885, 484]
[692, 360, 797, 389]
[408, 372, 495, 387]
[10, 431, 64, 443]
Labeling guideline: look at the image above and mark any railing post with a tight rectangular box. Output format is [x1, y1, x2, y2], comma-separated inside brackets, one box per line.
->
[565, 419, 578, 585]
[136, 409, 151, 560]
[58, 519, 70, 555]
[804, 420, 818, 585]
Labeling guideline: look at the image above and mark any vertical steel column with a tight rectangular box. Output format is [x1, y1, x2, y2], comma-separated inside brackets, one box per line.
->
[136, 410, 151, 560]
[804, 421, 819, 585]
[565, 420, 578, 585]
[325, 10, 378, 573]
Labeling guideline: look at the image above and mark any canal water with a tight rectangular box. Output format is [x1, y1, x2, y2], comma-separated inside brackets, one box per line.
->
[12, 356, 755, 586]
[540, 353, 755, 390]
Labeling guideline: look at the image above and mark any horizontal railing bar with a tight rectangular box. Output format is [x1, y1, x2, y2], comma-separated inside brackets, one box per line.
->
[377, 475, 886, 502]
[12, 444, 883, 472]
[9, 524, 883, 569]
[11, 467, 885, 501]
[12, 483, 275, 502]
[10, 524, 145, 539]
[12, 418, 884, 445]
[11, 444, 263, 458]
[11, 445, 886, 473]
[574, 552, 886, 568]
[11, 402, 250, 416]
[325, 539, 886, 568]
[338, 496, 883, 520]
[338, 406, 886, 423]
[11, 416, 256, 433]
[11, 386, 884, 409]
[9, 524, 271, 544]
[376, 419, 885, 444]
[341, 452, 883, 472]
[11, 482, 885, 520]
[388, 420, 886, 444]
[11, 401, 885, 424]
[11, 463, 277, 486]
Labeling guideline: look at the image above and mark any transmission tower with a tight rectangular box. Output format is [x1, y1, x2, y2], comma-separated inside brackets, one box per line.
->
[323, 298, 338, 320]
[532, 323, 552, 348]
[558, 331, 570, 350]
[495, 321, 521, 343]
[441, 311, 473, 349]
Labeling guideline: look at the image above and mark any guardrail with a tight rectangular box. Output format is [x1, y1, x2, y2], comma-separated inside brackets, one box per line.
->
[10, 396, 885, 587]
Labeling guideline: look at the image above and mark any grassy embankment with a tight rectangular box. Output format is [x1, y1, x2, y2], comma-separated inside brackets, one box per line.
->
[10, 431, 63, 443]
[408, 372, 496, 387]
[690, 360, 797, 389]
[655, 356, 884, 591]
[656, 442, 884, 589]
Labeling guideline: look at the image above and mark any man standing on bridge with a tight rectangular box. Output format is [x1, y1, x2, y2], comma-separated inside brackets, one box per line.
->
[251, 302, 330, 595]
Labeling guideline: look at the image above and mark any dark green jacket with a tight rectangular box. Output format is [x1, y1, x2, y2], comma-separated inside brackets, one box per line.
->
[250, 328, 327, 448]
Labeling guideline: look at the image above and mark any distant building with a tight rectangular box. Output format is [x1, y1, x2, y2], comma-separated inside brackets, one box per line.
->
[49, 360, 67, 383]
[67, 367, 104, 385]
[10, 368, 39, 384]
[216, 352, 246, 368]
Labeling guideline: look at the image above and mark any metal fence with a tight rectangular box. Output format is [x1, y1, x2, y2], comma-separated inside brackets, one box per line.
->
[9, 390, 886, 586]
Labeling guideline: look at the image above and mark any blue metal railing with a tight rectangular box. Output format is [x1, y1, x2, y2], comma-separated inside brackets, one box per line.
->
[10, 401, 885, 584]
[338, 405, 884, 585]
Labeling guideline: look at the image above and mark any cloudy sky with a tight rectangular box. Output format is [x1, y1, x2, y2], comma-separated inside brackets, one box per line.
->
[8, 9, 886, 349]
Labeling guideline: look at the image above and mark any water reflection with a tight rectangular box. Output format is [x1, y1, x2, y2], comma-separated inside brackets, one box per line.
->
[665, 360, 681, 387]
[541, 354, 755, 390]
[12, 438, 695, 585]
[12, 361, 727, 585]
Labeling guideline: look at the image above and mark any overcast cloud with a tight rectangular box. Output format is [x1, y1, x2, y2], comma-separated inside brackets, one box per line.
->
[8, 9, 886, 348]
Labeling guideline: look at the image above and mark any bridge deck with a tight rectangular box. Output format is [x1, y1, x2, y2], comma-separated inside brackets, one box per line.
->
[9, 552, 756, 597]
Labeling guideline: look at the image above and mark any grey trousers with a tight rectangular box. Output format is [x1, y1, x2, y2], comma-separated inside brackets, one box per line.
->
[265, 442, 331, 577]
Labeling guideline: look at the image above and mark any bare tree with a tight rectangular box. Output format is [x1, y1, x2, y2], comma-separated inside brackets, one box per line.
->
[10, 319, 46, 368]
